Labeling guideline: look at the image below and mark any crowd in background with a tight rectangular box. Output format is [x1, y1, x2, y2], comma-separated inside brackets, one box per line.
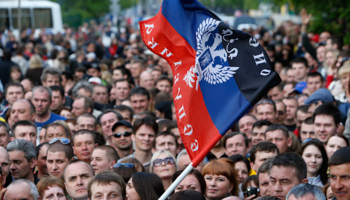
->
[0, 7, 349, 200]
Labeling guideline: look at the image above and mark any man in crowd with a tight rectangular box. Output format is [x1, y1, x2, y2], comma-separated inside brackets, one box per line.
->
[251, 120, 272, 146]
[255, 99, 277, 123]
[4, 179, 39, 200]
[0, 82, 25, 118]
[64, 160, 94, 200]
[76, 113, 98, 131]
[72, 129, 97, 162]
[153, 131, 178, 157]
[329, 147, 350, 200]
[6, 139, 38, 183]
[265, 124, 292, 153]
[130, 87, 151, 115]
[249, 141, 279, 173]
[223, 132, 249, 157]
[9, 99, 36, 126]
[50, 85, 66, 114]
[110, 120, 134, 159]
[46, 137, 74, 177]
[11, 120, 37, 145]
[90, 145, 119, 174]
[313, 103, 340, 144]
[92, 84, 109, 105]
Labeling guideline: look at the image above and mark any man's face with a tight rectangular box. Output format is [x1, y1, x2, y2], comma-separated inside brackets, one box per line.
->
[37, 145, 48, 176]
[13, 125, 37, 146]
[156, 80, 172, 93]
[111, 126, 133, 150]
[130, 62, 144, 79]
[43, 74, 60, 87]
[132, 125, 155, 152]
[76, 116, 96, 131]
[64, 162, 94, 200]
[46, 126, 67, 142]
[251, 151, 278, 172]
[90, 182, 123, 200]
[115, 81, 130, 101]
[4, 182, 34, 200]
[10, 100, 35, 123]
[112, 70, 124, 82]
[238, 115, 256, 134]
[286, 69, 295, 82]
[0, 149, 10, 183]
[307, 76, 323, 95]
[292, 63, 308, 81]
[50, 91, 65, 112]
[265, 130, 291, 153]
[0, 127, 10, 148]
[296, 110, 312, 129]
[177, 154, 203, 172]
[9, 150, 35, 179]
[300, 123, 315, 143]
[47, 151, 70, 177]
[282, 99, 297, 121]
[73, 134, 96, 162]
[251, 126, 268, 146]
[130, 94, 149, 114]
[90, 149, 113, 174]
[275, 102, 286, 124]
[224, 134, 247, 157]
[72, 98, 87, 117]
[330, 163, 350, 200]
[256, 104, 276, 123]
[155, 135, 177, 156]
[270, 166, 302, 200]
[259, 172, 270, 196]
[268, 87, 283, 101]
[6, 86, 24, 105]
[92, 86, 108, 104]
[87, 68, 100, 78]
[32, 90, 51, 117]
[314, 114, 337, 143]
[100, 112, 118, 137]
[140, 72, 155, 90]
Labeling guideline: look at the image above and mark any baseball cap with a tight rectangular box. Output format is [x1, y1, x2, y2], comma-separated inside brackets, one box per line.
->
[112, 120, 132, 132]
[304, 88, 334, 105]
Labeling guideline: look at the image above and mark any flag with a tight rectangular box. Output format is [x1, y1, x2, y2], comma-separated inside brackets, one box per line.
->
[139, 0, 281, 167]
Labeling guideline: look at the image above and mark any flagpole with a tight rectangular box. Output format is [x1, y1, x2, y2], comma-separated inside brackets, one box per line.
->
[158, 163, 194, 200]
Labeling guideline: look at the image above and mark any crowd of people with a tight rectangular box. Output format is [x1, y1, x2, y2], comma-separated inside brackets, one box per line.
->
[0, 6, 349, 200]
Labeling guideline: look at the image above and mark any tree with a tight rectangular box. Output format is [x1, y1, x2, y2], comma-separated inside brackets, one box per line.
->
[270, 0, 350, 44]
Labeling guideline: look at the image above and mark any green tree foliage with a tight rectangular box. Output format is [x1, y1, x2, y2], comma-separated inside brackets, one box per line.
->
[198, 0, 260, 13]
[270, 0, 350, 44]
[53, 0, 110, 26]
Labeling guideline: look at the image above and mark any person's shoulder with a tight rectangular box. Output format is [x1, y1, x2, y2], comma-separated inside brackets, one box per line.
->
[50, 112, 67, 120]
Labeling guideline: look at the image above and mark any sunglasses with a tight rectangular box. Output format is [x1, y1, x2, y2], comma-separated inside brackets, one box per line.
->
[112, 132, 132, 138]
[49, 138, 70, 145]
[153, 157, 175, 167]
[113, 163, 135, 169]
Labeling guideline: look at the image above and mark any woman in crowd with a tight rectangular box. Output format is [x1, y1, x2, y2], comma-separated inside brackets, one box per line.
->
[301, 139, 328, 188]
[202, 158, 239, 200]
[325, 134, 349, 159]
[228, 154, 250, 183]
[334, 61, 350, 103]
[150, 150, 177, 190]
[173, 169, 206, 195]
[322, 183, 334, 200]
[36, 176, 67, 200]
[126, 172, 164, 200]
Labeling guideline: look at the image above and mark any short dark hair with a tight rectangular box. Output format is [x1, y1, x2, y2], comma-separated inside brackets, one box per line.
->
[133, 116, 158, 134]
[307, 72, 324, 82]
[50, 85, 65, 98]
[115, 105, 134, 121]
[290, 56, 308, 68]
[169, 190, 205, 200]
[130, 87, 150, 100]
[72, 129, 96, 145]
[228, 154, 251, 174]
[0, 121, 10, 135]
[222, 132, 249, 148]
[45, 122, 70, 140]
[5, 82, 25, 94]
[155, 75, 173, 86]
[257, 157, 273, 175]
[154, 131, 178, 148]
[75, 95, 94, 114]
[47, 140, 74, 160]
[93, 145, 119, 162]
[252, 120, 272, 129]
[131, 172, 165, 200]
[88, 171, 125, 200]
[313, 103, 341, 126]
[11, 120, 37, 138]
[269, 152, 307, 182]
[98, 109, 123, 124]
[329, 147, 350, 166]
[250, 141, 279, 163]
[264, 124, 289, 139]
[36, 142, 49, 158]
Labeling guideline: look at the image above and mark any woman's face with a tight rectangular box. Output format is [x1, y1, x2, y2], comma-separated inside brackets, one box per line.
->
[302, 145, 323, 176]
[126, 178, 141, 200]
[59, 110, 72, 118]
[204, 174, 233, 200]
[340, 73, 350, 90]
[175, 174, 202, 194]
[325, 51, 335, 67]
[11, 70, 21, 82]
[326, 185, 334, 200]
[152, 153, 176, 179]
[235, 161, 248, 183]
[326, 136, 348, 158]
[42, 185, 67, 200]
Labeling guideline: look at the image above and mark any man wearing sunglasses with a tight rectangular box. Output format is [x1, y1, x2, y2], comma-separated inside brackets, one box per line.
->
[111, 120, 133, 159]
